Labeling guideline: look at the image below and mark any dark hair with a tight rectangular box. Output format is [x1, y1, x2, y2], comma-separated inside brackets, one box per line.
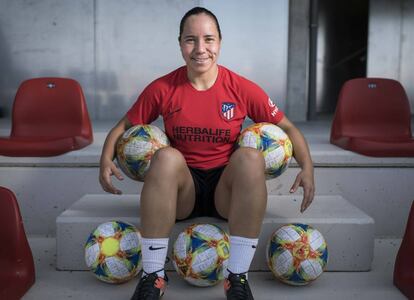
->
[178, 7, 222, 41]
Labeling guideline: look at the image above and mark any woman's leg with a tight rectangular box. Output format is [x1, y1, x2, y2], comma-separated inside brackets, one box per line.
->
[215, 147, 266, 299]
[215, 147, 267, 237]
[140, 146, 196, 237]
[138, 147, 195, 278]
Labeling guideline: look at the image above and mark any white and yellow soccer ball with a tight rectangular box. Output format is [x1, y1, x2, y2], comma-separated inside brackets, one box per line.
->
[84, 221, 142, 284]
[172, 224, 230, 287]
[116, 124, 170, 181]
[237, 122, 293, 179]
[266, 223, 328, 286]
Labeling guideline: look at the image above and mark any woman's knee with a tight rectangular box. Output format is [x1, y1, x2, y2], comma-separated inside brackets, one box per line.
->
[228, 147, 266, 182]
[147, 147, 186, 175]
[230, 147, 265, 170]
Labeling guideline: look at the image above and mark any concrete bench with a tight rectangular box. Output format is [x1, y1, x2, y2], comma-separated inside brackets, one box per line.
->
[56, 194, 375, 272]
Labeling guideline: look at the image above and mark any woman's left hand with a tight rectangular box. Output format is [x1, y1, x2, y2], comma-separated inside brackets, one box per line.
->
[290, 169, 315, 213]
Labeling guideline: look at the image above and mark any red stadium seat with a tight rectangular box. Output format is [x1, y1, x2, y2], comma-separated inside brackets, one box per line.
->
[0, 186, 35, 300]
[330, 78, 414, 156]
[394, 200, 414, 299]
[0, 77, 93, 156]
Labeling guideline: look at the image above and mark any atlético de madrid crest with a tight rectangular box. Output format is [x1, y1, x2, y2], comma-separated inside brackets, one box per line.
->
[221, 102, 236, 120]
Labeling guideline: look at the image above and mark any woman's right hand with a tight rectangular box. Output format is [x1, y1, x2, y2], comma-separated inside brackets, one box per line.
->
[98, 116, 131, 195]
[99, 158, 124, 195]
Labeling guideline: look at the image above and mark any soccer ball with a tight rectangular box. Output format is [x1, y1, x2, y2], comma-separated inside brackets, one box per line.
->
[84, 221, 142, 284]
[266, 223, 328, 286]
[237, 122, 293, 179]
[116, 124, 170, 181]
[172, 224, 230, 287]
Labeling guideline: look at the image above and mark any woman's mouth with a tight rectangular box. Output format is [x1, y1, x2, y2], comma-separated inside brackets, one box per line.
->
[192, 57, 210, 64]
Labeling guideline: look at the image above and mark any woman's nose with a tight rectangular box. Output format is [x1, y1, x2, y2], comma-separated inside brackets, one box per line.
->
[194, 40, 206, 53]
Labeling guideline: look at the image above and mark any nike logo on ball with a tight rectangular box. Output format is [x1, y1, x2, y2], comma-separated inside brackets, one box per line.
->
[149, 246, 166, 251]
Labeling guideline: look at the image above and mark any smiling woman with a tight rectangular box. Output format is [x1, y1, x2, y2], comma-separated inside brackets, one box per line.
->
[99, 6, 314, 300]
[178, 8, 222, 90]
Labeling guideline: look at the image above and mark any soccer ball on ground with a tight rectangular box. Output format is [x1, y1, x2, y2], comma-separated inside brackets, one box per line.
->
[116, 124, 170, 181]
[84, 220, 142, 283]
[172, 223, 230, 287]
[237, 122, 293, 179]
[266, 223, 328, 286]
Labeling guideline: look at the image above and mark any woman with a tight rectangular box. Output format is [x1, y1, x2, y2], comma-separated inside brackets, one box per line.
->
[99, 6, 314, 300]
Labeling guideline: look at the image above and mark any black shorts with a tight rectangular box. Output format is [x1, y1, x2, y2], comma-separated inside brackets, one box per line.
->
[177, 166, 227, 221]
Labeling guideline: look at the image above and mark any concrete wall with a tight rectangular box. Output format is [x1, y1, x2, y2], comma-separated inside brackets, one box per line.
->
[286, 0, 309, 121]
[1, 0, 413, 122]
[367, 0, 414, 111]
[0, 0, 289, 121]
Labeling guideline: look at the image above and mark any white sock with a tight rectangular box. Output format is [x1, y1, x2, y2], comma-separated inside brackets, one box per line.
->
[224, 236, 259, 279]
[141, 237, 169, 278]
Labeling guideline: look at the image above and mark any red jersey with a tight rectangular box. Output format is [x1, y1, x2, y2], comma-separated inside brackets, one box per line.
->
[127, 65, 284, 169]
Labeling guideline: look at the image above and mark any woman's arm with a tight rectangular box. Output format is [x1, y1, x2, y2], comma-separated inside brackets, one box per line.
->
[277, 116, 315, 212]
[99, 116, 132, 194]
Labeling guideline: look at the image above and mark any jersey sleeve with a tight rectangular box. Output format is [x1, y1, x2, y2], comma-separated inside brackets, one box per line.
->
[126, 81, 162, 125]
[240, 77, 284, 124]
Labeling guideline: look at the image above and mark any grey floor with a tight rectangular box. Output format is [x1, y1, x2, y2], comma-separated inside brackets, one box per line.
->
[23, 237, 406, 300]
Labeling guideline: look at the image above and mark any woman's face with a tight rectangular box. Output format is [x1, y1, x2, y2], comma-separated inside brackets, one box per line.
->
[179, 13, 221, 76]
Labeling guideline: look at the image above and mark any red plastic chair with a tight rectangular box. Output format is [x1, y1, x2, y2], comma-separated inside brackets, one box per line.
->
[0, 77, 93, 156]
[0, 186, 35, 300]
[330, 78, 414, 156]
[394, 200, 414, 299]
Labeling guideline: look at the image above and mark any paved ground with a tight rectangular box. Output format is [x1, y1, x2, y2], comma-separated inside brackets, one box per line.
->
[23, 237, 406, 300]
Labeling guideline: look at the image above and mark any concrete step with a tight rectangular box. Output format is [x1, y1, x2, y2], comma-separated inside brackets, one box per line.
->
[2, 119, 413, 239]
[56, 194, 375, 272]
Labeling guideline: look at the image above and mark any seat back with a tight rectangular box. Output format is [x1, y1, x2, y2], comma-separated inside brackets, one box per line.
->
[394, 200, 414, 299]
[331, 78, 412, 141]
[0, 186, 35, 299]
[10, 77, 93, 140]
[0, 187, 32, 260]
